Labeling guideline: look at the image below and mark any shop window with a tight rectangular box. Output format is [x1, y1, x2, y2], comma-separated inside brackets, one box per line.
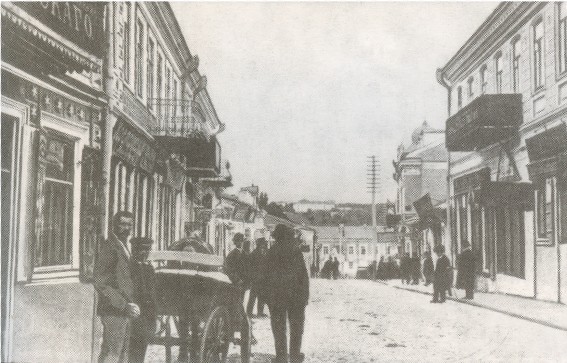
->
[559, 2, 567, 75]
[471, 207, 483, 270]
[536, 178, 555, 243]
[457, 194, 469, 247]
[496, 208, 525, 278]
[533, 19, 544, 90]
[36, 134, 75, 268]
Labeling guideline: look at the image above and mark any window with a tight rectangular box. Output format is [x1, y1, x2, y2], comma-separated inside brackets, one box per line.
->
[457, 194, 469, 247]
[36, 134, 75, 267]
[173, 78, 178, 121]
[323, 246, 329, 255]
[536, 178, 555, 242]
[348, 246, 354, 254]
[495, 52, 503, 93]
[533, 19, 544, 90]
[135, 19, 144, 98]
[360, 246, 366, 255]
[349, 262, 354, 268]
[457, 86, 463, 109]
[496, 208, 525, 278]
[147, 37, 155, 109]
[123, 3, 131, 83]
[165, 67, 171, 121]
[480, 65, 487, 94]
[512, 38, 521, 92]
[467, 77, 474, 98]
[559, 2, 567, 74]
[156, 53, 163, 117]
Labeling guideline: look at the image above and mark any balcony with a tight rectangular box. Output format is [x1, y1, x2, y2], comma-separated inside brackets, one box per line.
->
[150, 98, 221, 178]
[446, 94, 522, 152]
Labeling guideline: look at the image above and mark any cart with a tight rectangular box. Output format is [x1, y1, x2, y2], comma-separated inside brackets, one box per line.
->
[146, 250, 251, 363]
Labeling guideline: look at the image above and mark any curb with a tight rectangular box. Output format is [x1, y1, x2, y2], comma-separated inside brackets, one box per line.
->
[382, 282, 567, 333]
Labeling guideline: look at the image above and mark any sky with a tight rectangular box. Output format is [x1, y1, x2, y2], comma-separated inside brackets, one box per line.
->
[171, 1, 498, 204]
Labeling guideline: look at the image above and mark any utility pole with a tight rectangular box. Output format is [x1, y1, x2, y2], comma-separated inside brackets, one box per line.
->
[367, 156, 380, 260]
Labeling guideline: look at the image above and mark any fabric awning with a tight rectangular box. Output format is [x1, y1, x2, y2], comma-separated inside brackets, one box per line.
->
[475, 181, 534, 209]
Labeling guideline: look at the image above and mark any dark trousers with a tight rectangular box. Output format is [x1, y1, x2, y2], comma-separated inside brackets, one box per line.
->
[128, 333, 148, 363]
[432, 284, 446, 302]
[247, 285, 266, 315]
[465, 288, 474, 299]
[269, 304, 305, 362]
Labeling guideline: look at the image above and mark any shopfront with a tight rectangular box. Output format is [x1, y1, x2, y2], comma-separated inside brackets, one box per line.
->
[526, 123, 567, 303]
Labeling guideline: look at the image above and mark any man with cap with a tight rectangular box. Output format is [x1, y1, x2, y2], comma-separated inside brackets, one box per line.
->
[247, 237, 269, 317]
[259, 224, 309, 363]
[456, 239, 476, 300]
[128, 237, 157, 363]
[94, 211, 139, 363]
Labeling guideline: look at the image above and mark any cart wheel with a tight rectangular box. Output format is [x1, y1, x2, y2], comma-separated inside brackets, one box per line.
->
[239, 309, 252, 363]
[200, 306, 231, 363]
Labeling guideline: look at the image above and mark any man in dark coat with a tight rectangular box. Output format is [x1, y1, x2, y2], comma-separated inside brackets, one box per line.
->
[431, 244, 452, 303]
[128, 237, 157, 363]
[332, 257, 340, 280]
[321, 257, 332, 279]
[247, 238, 268, 317]
[400, 253, 411, 284]
[225, 233, 246, 285]
[259, 224, 309, 363]
[456, 240, 476, 299]
[422, 251, 434, 286]
[94, 211, 139, 363]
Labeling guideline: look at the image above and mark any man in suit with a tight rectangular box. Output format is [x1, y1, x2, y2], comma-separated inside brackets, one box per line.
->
[259, 224, 309, 363]
[247, 238, 269, 317]
[225, 233, 246, 285]
[456, 240, 476, 299]
[128, 237, 157, 363]
[431, 244, 452, 304]
[94, 211, 139, 363]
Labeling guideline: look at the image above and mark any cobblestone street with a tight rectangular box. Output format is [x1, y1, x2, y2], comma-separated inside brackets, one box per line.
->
[146, 279, 567, 363]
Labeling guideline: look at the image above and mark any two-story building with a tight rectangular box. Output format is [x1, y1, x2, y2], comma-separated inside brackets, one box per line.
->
[391, 121, 449, 258]
[437, 2, 567, 302]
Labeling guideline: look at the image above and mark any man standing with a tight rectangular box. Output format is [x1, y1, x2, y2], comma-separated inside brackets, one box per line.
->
[456, 240, 476, 300]
[128, 237, 157, 363]
[94, 211, 139, 363]
[422, 251, 434, 286]
[431, 244, 452, 304]
[247, 238, 268, 317]
[260, 224, 309, 363]
[225, 233, 246, 288]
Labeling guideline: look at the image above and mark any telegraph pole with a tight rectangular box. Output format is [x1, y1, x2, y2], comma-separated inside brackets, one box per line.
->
[367, 156, 380, 231]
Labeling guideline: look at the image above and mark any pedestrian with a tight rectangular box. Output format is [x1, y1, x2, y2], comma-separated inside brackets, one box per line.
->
[332, 257, 340, 279]
[422, 251, 434, 286]
[456, 240, 476, 300]
[431, 244, 452, 304]
[411, 255, 421, 285]
[94, 211, 139, 363]
[259, 224, 309, 363]
[376, 256, 386, 280]
[400, 253, 411, 284]
[321, 257, 332, 279]
[128, 237, 157, 363]
[225, 233, 246, 286]
[247, 238, 269, 317]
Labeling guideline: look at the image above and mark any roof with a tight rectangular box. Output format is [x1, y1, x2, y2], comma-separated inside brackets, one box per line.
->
[376, 232, 398, 244]
[408, 143, 448, 162]
[283, 212, 313, 226]
[264, 214, 295, 229]
[314, 226, 375, 240]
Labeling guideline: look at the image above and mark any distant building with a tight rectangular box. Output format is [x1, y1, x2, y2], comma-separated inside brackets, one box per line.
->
[293, 199, 336, 212]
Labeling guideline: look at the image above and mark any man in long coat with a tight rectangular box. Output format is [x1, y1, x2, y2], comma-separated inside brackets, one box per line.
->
[246, 238, 268, 316]
[456, 240, 476, 299]
[431, 244, 452, 304]
[94, 211, 140, 363]
[259, 224, 309, 363]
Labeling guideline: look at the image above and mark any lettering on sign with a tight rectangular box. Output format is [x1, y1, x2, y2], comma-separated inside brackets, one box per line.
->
[454, 167, 491, 195]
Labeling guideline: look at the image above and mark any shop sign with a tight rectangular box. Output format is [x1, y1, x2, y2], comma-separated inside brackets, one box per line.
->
[113, 122, 157, 173]
[413, 193, 434, 220]
[526, 123, 567, 162]
[454, 167, 490, 195]
[17, 2, 105, 57]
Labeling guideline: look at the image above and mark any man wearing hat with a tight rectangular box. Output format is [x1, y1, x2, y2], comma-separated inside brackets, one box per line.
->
[225, 233, 246, 286]
[431, 244, 452, 304]
[247, 237, 269, 317]
[128, 237, 157, 363]
[456, 239, 476, 300]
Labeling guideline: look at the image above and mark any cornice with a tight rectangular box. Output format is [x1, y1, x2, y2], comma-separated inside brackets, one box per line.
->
[441, 2, 545, 83]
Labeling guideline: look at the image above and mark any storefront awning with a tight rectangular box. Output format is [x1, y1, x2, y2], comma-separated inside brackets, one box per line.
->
[526, 124, 567, 181]
[475, 181, 534, 209]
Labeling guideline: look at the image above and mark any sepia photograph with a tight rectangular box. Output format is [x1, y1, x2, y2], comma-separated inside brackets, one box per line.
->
[1, 1, 567, 362]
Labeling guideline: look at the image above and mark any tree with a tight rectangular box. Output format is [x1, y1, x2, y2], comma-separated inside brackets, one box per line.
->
[258, 192, 269, 209]
[265, 202, 287, 219]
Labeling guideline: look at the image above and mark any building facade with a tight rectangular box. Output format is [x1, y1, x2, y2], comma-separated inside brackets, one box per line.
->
[391, 121, 449, 258]
[1, 2, 229, 361]
[437, 2, 566, 302]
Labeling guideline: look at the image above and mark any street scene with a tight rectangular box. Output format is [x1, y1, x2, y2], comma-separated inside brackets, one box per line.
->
[2, 1, 567, 363]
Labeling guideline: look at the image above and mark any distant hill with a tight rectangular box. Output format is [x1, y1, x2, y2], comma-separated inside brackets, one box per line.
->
[299, 203, 388, 226]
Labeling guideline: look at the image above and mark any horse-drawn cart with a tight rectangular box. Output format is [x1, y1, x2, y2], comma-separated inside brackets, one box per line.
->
[146, 251, 251, 363]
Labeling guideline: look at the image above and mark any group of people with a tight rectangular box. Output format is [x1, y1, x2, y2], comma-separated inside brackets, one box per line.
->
[429, 241, 476, 303]
[225, 224, 309, 363]
[320, 256, 340, 279]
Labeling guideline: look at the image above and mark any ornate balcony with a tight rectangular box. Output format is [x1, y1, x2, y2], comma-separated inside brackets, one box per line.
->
[446, 94, 522, 152]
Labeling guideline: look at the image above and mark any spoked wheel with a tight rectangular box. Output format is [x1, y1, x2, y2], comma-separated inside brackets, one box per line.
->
[199, 306, 231, 363]
[238, 308, 252, 363]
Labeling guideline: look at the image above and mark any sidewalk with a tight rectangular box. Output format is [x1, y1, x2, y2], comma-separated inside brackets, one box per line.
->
[379, 279, 567, 332]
